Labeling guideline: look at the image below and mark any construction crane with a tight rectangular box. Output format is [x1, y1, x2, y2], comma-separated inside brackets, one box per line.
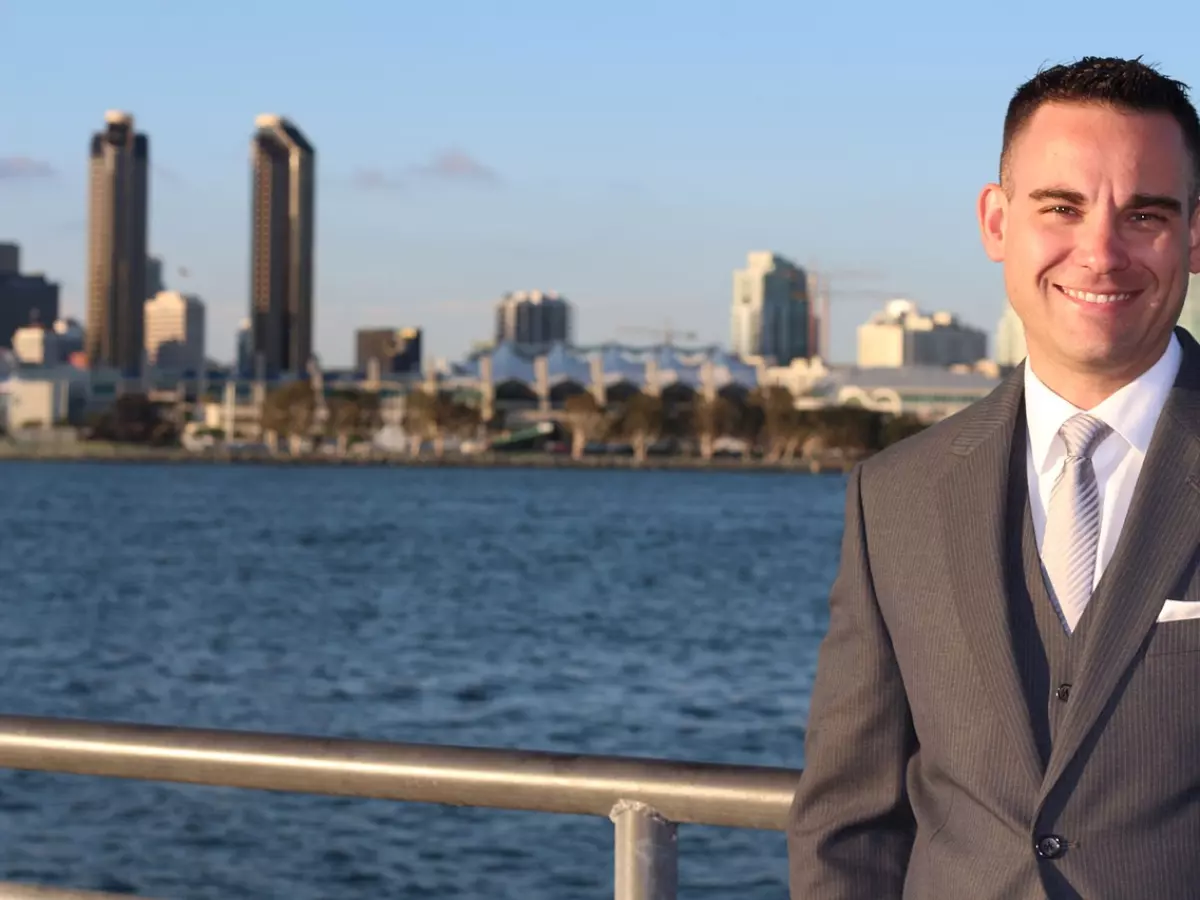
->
[616, 321, 699, 347]
[805, 264, 903, 361]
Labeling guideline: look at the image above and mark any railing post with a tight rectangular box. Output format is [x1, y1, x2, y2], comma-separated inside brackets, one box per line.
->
[610, 799, 678, 900]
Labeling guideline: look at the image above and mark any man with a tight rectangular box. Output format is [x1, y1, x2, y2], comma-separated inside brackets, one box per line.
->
[788, 56, 1200, 899]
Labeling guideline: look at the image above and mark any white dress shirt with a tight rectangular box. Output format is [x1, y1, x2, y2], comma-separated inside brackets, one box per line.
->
[1025, 333, 1181, 590]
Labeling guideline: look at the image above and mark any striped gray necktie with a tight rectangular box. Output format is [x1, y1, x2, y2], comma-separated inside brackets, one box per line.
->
[1042, 413, 1112, 632]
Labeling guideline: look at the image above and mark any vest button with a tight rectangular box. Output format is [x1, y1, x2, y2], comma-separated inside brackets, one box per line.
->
[1036, 834, 1067, 859]
[1055, 683, 1071, 702]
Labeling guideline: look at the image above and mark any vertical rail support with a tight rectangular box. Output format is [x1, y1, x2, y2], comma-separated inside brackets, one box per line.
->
[610, 799, 678, 900]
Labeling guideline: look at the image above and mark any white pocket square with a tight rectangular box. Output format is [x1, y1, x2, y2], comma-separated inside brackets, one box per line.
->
[1158, 599, 1200, 623]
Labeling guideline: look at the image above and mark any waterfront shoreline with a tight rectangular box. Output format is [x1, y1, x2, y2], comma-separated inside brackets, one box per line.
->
[0, 442, 853, 474]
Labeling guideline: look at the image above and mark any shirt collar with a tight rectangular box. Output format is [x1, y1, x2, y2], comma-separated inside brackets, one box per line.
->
[1024, 332, 1181, 473]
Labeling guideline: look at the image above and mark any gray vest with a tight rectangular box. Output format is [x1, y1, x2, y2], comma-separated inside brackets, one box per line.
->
[1006, 412, 1094, 770]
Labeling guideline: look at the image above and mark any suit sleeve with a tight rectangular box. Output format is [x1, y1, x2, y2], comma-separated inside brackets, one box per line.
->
[787, 462, 917, 899]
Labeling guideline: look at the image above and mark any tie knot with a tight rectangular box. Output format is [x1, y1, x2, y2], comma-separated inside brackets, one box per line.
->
[1059, 413, 1111, 459]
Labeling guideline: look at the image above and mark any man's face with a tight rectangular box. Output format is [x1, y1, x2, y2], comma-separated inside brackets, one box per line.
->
[978, 101, 1200, 385]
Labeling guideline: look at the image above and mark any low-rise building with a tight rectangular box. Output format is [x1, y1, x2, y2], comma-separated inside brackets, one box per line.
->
[813, 364, 1001, 421]
[1, 377, 73, 430]
[356, 326, 422, 376]
[11, 326, 60, 366]
[145, 291, 206, 374]
[858, 299, 988, 368]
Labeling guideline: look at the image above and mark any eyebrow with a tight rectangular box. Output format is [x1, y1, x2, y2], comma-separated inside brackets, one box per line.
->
[1028, 187, 1183, 214]
[1128, 193, 1184, 213]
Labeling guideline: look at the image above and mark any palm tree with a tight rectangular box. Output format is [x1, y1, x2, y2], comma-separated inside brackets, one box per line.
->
[281, 380, 316, 456]
[401, 388, 438, 456]
[259, 391, 286, 453]
[563, 392, 605, 460]
[612, 390, 663, 464]
[87, 394, 179, 446]
[691, 394, 738, 460]
[822, 406, 887, 459]
[442, 392, 482, 453]
[356, 391, 383, 449]
[750, 385, 800, 462]
[326, 391, 359, 456]
[261, 381, 315, 455]
[402, 388, 480, 458]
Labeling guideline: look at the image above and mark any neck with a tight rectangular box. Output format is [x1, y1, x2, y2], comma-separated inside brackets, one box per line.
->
[1026, 338, 1171, 411]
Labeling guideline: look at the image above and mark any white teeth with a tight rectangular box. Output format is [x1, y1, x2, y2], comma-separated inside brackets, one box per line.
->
[1060, 287, 1134, 304]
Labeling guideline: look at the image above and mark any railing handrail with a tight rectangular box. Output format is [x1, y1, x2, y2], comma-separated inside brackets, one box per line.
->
[0, 885, 151, 899]
[0, 714, 801, 831]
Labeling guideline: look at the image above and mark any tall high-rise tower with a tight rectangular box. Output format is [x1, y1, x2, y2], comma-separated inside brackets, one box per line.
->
[249, 114, 315, 377]
[731, 252, 811, 364]
[86, 110, 149, 375]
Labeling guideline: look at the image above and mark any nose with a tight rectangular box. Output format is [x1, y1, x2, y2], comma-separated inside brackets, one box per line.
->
[1076, 213, 1131, 274]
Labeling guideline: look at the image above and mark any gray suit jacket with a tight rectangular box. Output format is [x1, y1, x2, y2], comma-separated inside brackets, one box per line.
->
[788, 327, 1200, 899]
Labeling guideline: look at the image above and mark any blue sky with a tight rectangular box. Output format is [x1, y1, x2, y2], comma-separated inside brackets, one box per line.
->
[3, 1, 1200, 366]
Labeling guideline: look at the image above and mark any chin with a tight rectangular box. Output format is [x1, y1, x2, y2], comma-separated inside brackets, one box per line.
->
[1064, 340, 1148, 370]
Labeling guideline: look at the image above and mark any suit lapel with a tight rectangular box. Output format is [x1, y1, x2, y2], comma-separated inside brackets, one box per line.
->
[939, 364, 1045, 791]
[1037, 328, 1200, 808]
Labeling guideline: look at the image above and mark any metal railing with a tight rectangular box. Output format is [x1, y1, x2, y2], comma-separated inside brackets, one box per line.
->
[0, 715, 801, 900]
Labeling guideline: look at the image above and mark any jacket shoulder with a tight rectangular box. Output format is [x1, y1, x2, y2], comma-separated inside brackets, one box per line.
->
[857, 372, 1023, 490]
[859, 405, 970, 480]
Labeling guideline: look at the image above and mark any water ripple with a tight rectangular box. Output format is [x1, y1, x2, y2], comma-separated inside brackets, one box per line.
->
[0, 462, 842, 899]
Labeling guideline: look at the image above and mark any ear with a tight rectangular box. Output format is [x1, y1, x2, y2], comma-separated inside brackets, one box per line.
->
[978, 182, 1008, 263]
[1189, 195, 1200, 274]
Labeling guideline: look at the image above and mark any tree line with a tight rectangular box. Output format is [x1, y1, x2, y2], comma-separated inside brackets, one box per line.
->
[81, 382, 929, 461]
[399, 383, 928, 463]
[555, 386, 927, 463]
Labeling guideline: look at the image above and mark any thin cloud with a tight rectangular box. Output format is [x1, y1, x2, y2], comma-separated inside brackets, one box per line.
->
[353, 150, 502, 192]
[0, 156, 56, 180]
[154, 164, 184, 186]
[352, 167, 405, 191]
[412, 149, 500, 185]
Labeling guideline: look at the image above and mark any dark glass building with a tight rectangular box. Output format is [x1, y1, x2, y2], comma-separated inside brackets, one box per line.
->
[0, 243, 59, 349]
[249, 115, 315, 377]
[86, 111, 149, 375]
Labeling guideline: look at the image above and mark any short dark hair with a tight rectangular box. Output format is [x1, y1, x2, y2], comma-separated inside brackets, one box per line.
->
[1000, 56, 1200, 198]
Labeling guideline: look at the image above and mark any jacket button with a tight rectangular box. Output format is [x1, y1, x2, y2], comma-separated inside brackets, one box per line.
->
[1055, 684, 1071, 702]
[1036, 834, 1067, 859]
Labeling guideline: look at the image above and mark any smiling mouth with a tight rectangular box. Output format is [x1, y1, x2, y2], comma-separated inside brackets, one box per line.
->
[1054, 285, 1139, 305]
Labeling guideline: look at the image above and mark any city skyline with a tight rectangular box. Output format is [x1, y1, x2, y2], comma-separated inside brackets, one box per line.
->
[4, 3, 1200, 367]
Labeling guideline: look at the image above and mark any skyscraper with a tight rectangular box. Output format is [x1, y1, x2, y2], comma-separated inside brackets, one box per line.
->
[1179, 272, 1200, 339]
[995, 301, 1027, 366]
[86, 111, 149, 375]
[236, 318, 254, 377]
[145, 255, 165, 297]
[493, 291, 571, 350]
[731, 252, 812, 364]
[249, 114, 315, 377]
